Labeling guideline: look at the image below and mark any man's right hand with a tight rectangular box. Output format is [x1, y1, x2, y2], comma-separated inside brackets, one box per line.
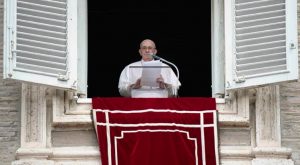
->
[131, 78, 141, 89]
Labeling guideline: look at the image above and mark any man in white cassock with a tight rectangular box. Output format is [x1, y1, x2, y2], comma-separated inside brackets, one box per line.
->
[118, 39, 181, 98]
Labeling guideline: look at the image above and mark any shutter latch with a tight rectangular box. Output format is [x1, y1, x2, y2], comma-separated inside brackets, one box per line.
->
[234, 76, 246, 83]
[57, 72, 69, 81]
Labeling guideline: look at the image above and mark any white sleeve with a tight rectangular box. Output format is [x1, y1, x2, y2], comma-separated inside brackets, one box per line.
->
[118, 66, 131, 97]
[161, 66, 181, 97]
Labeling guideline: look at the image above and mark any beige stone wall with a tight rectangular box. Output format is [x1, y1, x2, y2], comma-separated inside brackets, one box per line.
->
[281, 83, 300, 165]
[0, 0, 21, 164]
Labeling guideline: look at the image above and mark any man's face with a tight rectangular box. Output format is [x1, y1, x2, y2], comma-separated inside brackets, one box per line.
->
[139, 40, 157, 61]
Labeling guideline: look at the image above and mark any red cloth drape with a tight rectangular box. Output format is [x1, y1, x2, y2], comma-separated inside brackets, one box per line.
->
[92, 97, 218, 165]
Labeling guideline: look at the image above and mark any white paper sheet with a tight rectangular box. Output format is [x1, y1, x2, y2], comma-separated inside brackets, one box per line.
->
[140, 60, 162, 87]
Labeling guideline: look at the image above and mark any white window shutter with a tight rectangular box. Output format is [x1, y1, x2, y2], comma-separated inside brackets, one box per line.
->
[3, 0, 79, 90]
[225, 0, 298, 90]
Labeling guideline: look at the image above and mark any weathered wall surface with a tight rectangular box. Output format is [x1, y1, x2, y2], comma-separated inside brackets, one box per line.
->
[0, 0, 21, 164]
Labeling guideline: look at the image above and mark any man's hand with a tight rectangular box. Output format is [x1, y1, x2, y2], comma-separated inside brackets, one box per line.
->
[157, 75, 166, 89]
[131, 78, 142, 89]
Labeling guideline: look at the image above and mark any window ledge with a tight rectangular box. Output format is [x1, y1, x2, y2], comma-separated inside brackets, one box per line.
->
[53, 94, 249, 126]
[76, 98, 225, 104]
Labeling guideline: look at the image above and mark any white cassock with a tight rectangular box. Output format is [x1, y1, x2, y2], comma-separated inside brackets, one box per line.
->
[118, 60, 181, 97]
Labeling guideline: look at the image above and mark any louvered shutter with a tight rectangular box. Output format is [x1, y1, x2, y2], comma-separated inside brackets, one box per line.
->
[225, 0, 298, 90]
[3, 0, 78, 90]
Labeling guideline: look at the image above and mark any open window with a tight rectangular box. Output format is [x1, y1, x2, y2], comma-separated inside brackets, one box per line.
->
[87, 0, 212, 97]
[3, 0, 298, 98]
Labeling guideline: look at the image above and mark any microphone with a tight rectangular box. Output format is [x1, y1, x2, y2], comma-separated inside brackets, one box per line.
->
[151, 54, 162, 60]
[151, 54, 179, 80]
[151, 54, 180, 97]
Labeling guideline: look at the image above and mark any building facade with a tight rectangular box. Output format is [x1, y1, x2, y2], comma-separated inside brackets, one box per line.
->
[0, 0, 300, 165]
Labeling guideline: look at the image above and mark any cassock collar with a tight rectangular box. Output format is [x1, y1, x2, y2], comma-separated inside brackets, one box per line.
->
[141, 59, 155, 65]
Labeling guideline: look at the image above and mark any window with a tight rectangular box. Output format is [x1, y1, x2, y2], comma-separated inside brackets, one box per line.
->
[3, 0, 299, 98]
[87, 0, 212, 97]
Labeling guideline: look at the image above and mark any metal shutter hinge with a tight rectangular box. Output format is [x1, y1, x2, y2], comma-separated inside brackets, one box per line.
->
[290, 43, 296, 49]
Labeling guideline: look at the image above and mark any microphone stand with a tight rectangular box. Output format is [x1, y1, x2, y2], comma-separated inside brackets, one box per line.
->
[152, 55, 180, 97]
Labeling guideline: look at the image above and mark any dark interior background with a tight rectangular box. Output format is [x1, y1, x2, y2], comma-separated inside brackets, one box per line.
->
[87, 0, 211, 97]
